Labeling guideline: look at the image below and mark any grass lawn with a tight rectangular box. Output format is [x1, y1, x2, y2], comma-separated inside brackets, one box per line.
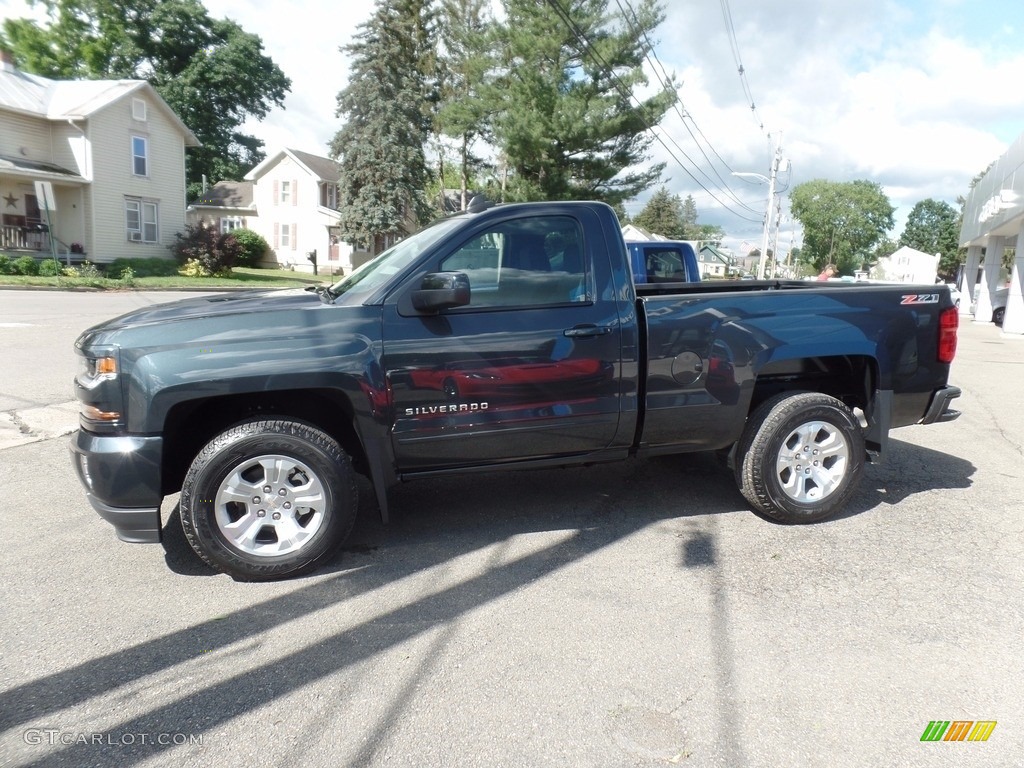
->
[0, 266, 339, 291]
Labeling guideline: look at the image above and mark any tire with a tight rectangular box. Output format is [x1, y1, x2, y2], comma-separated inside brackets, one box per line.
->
[735, 392, 865, 524]
[992, 306, 1005, 326]
[180, 419, 358, 580]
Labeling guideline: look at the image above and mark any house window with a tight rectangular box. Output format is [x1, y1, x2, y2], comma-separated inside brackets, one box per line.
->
[220, 217, 242, 234]
[131, 98, 147, 121]
[321, 182, 338, 209]
[125, 198, 158, 243]
[131, 136, 148, 177]
[280, 180, 291, 205]
[280, 223, 291, 248]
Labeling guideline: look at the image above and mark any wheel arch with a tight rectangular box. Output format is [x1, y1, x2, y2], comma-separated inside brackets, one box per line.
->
[160, 388, 370, 498]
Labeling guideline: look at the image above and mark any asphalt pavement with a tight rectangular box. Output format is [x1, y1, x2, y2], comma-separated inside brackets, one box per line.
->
[0, 289, 1022, 768]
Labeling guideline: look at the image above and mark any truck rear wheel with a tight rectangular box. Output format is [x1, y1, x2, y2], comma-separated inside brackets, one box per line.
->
[735, 392, 864, 523]
[180, 419, 358, 580]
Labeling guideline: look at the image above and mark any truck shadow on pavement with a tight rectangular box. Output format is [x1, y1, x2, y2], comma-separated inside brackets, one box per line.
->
[3, 441, 974, 766]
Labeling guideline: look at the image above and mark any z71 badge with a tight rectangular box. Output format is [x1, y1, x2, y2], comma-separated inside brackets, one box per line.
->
[901, 293, 940, 305]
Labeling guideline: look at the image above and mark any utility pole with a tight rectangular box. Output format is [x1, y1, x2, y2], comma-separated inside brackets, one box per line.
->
[756, 134, 783, 279]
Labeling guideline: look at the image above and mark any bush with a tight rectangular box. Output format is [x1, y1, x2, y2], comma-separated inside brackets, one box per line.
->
[38, 258, 61, 276]
[107, 257, 179, 278]
[13, 256, 39, 276]
[61, 261, 100, 279]
[179, 258, 210, 277]
[230, 228, 269, 268]
[170, 223, 240, 276]
[0, 255, 12, 275]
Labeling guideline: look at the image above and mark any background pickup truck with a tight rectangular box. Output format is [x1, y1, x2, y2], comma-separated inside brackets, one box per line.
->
[71, 200, 962, 580]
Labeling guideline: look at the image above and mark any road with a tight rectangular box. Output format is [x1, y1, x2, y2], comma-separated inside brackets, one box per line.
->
[1, 289, 1022, 767]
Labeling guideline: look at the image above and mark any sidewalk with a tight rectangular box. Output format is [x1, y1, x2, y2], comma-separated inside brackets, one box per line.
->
[0, 400, 79, 451]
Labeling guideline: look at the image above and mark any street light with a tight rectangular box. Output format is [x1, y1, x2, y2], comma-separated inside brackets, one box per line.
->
[733, 134, 784, 279]
[732, 170, 773, 279]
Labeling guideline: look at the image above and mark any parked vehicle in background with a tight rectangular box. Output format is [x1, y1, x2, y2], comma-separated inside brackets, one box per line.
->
[945, 283, 962, 308]
[625, 240, 700, 284]
[970, 285, 1008, 325]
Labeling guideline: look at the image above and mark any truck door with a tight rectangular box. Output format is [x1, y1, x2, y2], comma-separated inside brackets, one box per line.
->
[382, 212, 623, 472]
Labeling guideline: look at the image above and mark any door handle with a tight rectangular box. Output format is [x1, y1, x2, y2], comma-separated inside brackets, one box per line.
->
[563, 324, 613, 338]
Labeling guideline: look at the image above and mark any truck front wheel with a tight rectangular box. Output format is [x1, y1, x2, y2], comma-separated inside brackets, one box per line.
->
[180, 419, 358, 580]
[735, 392, 864, 523]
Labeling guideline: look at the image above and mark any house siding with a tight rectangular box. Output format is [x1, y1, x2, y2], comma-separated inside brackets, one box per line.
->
[0, 111, 52, 158]
[246, 152, 352, 273]
[87, 92, 187, 262]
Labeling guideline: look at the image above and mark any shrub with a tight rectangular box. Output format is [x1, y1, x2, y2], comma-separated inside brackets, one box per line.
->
[107, 257, 179, 278]
[0, 255, 12, 275]
[179, 258, 210, 277]
[38, 258, 61, 276]
[230, 228, 269, 268]
[13, 256, 39, 276]
[170, 223, 240, 275]
[62, 261, 100, 279]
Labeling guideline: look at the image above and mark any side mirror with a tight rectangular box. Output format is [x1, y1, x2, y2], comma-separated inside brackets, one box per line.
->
[411, 272, 470, 312]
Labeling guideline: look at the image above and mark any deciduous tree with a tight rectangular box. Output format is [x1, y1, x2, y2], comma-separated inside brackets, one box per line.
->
[900, 198, 961, 280]
[789, 179, 895, 274]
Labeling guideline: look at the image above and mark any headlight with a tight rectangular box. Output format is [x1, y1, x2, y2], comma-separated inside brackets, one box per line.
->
[78, 355, 118, 385]
[75, 349, 123, 429]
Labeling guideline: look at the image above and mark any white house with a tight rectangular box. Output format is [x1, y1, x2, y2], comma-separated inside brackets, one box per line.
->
[243, 148, 353, 274]
[187, 180, 256, 234]
[0, 50, 199, 262]
[873, 245, 939, 284]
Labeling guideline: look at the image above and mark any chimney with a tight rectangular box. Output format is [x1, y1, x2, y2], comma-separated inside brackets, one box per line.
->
[0, 49, 14, 71]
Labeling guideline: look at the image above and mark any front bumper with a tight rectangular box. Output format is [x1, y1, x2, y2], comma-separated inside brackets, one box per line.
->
[70, 429, 164, 544]
[919, 385, 963, 425]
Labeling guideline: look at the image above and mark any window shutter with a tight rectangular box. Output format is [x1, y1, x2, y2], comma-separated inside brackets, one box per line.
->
[292, 223, 298, 250]
[292, 180, 298, 206]
[273, 180, 279, 206]
[273, 222, 279, 249]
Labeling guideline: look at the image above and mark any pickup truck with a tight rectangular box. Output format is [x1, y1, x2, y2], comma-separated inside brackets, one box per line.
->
[71, 200, 962, 580]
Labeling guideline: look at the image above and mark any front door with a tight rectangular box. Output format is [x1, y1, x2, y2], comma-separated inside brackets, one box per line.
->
[382, 212, 623, 472]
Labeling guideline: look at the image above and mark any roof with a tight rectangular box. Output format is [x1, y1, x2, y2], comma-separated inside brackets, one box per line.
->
[0, 61, 199, 146]
[622, 223, 669, 241]
[699, 244, 731, 264]
[189, 180, 254, 209]
[0, 152, 85, 183]
[244, 148, 341, 182]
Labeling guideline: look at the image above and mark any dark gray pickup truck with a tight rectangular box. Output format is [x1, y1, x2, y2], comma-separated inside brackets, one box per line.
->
[71, 200, 962, 580]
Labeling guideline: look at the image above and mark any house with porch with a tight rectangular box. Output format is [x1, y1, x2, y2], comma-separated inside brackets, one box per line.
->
[243, 148, 354, 274]
[0, 50, 199, 263]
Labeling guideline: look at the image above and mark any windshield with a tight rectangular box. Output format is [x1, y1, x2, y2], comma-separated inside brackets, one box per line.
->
[328, 216, 467, 304]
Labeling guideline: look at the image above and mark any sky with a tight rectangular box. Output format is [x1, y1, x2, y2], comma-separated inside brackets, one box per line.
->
[3, 0, 1023, 256]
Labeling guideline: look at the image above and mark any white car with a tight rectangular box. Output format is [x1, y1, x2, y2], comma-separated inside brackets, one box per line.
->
[970, 285, 1009, 325]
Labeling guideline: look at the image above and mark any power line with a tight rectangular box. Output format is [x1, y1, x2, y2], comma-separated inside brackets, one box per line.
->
[540, 0, 762, 223]
[719, 0, 766, 134]
[612, 0, 761, 217]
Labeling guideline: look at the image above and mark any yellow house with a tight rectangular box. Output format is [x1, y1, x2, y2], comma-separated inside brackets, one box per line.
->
[0, 50, 199, 263]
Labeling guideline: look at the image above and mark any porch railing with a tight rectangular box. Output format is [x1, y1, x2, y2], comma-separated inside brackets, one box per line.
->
[0, 224, 48, 251]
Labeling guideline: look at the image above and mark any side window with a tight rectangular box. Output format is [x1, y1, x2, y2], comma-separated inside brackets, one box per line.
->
[438, 216, 588, 308]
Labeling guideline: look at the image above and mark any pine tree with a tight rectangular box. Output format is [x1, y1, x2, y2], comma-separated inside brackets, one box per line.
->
[331, 0, 437, 253]
[484, 0, 676, 205]
[633, 187, 684, 239]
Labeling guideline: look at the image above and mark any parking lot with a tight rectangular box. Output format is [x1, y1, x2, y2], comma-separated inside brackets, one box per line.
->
[1, 289, 1022, 768]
